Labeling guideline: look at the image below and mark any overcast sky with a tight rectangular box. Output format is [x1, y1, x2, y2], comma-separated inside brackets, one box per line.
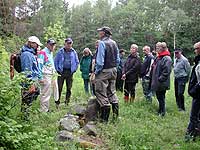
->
[65, 0, 118, 7]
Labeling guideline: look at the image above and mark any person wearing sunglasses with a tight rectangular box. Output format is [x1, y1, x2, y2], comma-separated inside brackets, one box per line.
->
[54, 38, 79, 108]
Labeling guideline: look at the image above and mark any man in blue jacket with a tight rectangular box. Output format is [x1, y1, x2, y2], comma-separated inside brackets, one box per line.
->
[21, 36, 42, 119]
[54, 38, 79, 107]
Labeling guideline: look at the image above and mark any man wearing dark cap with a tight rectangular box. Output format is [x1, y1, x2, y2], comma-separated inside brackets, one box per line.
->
[94, 26, 120, 122]
[54, 38, 79, 107]
[38, 38, 59, 112]
[174, 48, 190, 111]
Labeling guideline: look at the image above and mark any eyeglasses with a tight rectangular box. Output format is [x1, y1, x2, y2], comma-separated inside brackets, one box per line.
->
[67, 42, 72, 44]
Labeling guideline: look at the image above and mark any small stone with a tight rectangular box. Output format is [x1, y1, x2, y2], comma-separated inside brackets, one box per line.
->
[68, 105, 86, 116]
[83, 123, 98, 136]
[56, 130, 74, 142]
[78, 139, 98, 149]
[59, 115, 80, 132]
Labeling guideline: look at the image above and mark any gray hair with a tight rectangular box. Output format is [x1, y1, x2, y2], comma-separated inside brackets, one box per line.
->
[143, 45, 151, 51]
[156, 42, 167, 50]
[194, 42, 200, 48]
[83, 47, 92, 56]
[131, 44, 138, 50]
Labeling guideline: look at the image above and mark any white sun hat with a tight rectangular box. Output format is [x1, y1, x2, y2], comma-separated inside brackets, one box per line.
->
[28, 36, 43, 46]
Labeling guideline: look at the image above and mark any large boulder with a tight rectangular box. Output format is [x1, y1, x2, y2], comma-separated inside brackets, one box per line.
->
[59, 114, 80, 132]
[85, 98, 100, 122]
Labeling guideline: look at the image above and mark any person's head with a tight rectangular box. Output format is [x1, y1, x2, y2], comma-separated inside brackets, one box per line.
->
[194, 42, 200, 56]
[95, 40, 100, 49]
[83, 48, 92, 56]
[130, 44, 138, 55]
[174, 48, 182, 59]
[64, 38, 73, 50]
[46, 38, 56, 52]
[97, 26, 112, 39]
[27, 36, 42, 50]
[120, 49, 125, 56]
[143, 46, 151, 55]
[156, 42, 167, 53]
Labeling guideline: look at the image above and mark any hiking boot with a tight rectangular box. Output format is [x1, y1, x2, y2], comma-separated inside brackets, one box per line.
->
[100, 106, 110, 122]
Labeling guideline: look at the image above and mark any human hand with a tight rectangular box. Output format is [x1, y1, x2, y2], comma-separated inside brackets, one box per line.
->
[28, 84, 36, 93]
[90, 73, 96, 83]
[121, 74, 126, 80]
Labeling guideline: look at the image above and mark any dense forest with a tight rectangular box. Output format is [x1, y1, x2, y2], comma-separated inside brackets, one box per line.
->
[0, 0, 200, 57]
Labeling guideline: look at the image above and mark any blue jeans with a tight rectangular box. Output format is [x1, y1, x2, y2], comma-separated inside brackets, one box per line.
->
[175, 77, 187, 110]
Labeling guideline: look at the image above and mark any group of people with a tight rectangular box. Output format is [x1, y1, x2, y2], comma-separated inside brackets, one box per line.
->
[19, 36, 79, 117]
[17, 26, 200, 140]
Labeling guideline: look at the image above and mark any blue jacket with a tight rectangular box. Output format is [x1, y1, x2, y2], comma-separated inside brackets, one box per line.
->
[54, 47, 79, 74]
[21, 45, 39, 80]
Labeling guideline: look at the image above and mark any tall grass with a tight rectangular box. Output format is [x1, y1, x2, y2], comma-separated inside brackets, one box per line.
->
[9, 69, 200, 150]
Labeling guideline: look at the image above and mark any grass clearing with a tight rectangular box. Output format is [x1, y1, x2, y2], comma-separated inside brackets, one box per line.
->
[9, 70, 200, 150]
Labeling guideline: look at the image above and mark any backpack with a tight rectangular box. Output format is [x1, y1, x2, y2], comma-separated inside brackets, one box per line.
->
[10, 51, 22, 79]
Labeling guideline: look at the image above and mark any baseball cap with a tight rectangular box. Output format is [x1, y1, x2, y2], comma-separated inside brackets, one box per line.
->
[65, 38, 73, 43]
[174, 48, 182, 53]
[47, 38, 56, 45]
[28, 36, 43, 46]
[97, 26, 112, 35]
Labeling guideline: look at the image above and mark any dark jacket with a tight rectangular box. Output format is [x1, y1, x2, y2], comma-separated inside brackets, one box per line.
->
[141, 54, 154, 78]
[103, 37, 118, 69]
[123, 54, 141, 83]
[80, 55, 92, 79]
[188, 55, 200, 99]
[151, 51, 172, 91]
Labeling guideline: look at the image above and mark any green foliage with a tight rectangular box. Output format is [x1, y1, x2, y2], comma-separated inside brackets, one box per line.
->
[44, 21, 67, 47]
[2, 35, 25, 53]
[0, 38, 59, 150]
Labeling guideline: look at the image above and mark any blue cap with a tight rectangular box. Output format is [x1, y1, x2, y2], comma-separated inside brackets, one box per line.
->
[65, 38, 73, 43]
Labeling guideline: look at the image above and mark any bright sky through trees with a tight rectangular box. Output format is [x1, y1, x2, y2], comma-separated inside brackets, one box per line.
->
[65, 0, 118, 7]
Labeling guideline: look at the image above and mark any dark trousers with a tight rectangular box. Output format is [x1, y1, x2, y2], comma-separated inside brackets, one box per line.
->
[175, 77, 187, 110]
[124, 81, 136, 98]
[187, 98, 200, 132]
[21, 86, 39, 119]
[116, 72, 124, 92]
[156, 90, 166, 115]
[57, 69, 73, 104]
